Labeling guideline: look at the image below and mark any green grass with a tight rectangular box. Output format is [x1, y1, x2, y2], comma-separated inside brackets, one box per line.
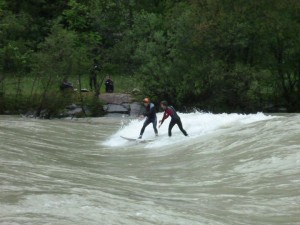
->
[2, 74, 141, 96]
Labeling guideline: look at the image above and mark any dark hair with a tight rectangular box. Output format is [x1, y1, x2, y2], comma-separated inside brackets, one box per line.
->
[160, 100, 168, 106]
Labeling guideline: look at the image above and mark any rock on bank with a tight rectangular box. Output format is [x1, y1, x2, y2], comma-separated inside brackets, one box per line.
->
[99, 93, 143, 117]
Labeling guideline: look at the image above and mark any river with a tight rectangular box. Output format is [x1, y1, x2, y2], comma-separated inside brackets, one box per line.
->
[0, 112, 299, 225]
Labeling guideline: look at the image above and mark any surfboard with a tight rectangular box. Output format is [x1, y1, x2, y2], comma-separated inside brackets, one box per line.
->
[120, 136, 154, 143]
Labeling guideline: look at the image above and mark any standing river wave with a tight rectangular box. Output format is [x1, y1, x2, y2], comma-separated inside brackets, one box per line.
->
[0, 112, 299, 225]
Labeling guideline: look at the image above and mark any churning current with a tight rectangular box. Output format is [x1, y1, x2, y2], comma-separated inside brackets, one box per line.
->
[0, 112, 299, 225]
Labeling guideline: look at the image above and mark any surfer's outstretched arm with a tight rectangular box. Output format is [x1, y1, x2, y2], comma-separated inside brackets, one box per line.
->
[159, 111, 169, 128]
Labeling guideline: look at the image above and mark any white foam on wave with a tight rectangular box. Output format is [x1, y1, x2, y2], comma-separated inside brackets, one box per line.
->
[102, 111, 275, 148]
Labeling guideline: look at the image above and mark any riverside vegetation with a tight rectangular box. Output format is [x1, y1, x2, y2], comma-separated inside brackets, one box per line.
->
[1, 0, 300, 117]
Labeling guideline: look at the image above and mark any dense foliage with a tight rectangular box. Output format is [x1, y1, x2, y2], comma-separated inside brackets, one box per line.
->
[1, 0, 300, 114]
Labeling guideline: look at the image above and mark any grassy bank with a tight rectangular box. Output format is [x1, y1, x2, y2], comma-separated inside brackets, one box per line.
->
[0, 74, 140, 117]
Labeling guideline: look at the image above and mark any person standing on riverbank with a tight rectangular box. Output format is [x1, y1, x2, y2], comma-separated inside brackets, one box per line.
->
[138, 98, 158, 139]
[159, 100, 188, 137]
[89, 59, 101, 91]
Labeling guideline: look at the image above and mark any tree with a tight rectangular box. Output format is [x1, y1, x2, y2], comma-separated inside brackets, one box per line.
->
[31, 23, 80, 116]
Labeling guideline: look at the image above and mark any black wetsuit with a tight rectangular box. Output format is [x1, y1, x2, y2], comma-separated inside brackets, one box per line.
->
[140, 103, 158, 137]
[160, 106, 188, 137]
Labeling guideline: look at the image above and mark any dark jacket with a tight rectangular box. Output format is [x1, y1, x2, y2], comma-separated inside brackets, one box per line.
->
[143, 103, 157, 120]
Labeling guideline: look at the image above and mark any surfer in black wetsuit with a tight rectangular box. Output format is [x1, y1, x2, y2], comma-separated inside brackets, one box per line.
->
[138, 98, 158, 139]
[159, 100, 188, 137]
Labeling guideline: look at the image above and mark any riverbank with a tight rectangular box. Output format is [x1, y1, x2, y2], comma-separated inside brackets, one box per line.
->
[0, 73, 141, 119]
[1, 92, 143, 119]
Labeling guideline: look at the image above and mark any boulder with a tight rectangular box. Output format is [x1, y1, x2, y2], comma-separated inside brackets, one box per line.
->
[104, 104, 129, 114]
[99, 93, 143, 116]
[99, 93, 133, 104]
